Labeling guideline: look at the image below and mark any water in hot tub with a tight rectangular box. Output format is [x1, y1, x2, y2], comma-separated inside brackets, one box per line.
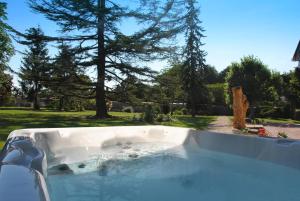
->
[46, 141, 300, 201]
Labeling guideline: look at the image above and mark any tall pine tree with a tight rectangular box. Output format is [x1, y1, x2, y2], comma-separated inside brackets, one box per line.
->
[182, 0, 207, 117]
[19, 27, 50, 110]
[27, 0, 184, 118]
[0, 2, 14, 106]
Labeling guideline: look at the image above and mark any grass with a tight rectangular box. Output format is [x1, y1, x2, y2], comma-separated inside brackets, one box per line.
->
[0, 107, 215, 149]
[257, 118, 300, 125]
[229, 115, 300, 125]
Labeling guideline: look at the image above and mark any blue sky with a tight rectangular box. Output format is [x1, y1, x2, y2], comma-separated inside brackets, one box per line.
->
[3, 0, 300, 80]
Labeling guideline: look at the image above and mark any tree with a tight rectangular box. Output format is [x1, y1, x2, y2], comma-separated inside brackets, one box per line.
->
[19, 27, 50, 110]
[0, 71, 12, 106]
[203, 65, 220, 84]
[46, 43, 90, 111]
[181, 0, 207, 117]
[283, 70, 300, 115]
[0, 2, 14, 106]
[156, 64, 184, 113]
[28, 0, 184, 118]
[218, 67, 230, 83]
[225, 56, 271, 118]
[112, 75, 151, 105]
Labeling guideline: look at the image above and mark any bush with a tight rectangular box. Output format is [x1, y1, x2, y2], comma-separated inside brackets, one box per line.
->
[143, 105, 156, 123]
[181, 108, 188, 115]
[160, 103, 170, 114]
[164, 114, 173, 122]
[156, 114, 164, 122]
[256, 103, 295, 119]
[172, 108, 188, 115]
[294, 110, 300, 121]
[278, 132, 288, 138]
[173, 109, 183, 115]
[122, 106, 134, 113]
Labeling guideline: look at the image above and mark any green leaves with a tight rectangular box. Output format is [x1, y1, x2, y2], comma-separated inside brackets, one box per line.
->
[181, 0, 207, 116]
[0, 1, 14, 106]
[225, 56, 272, 106]
[0, 2, 14, 69]
[18, 27, 50, 109]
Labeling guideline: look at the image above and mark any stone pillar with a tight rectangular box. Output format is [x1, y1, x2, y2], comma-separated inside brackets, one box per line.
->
[232, 86, 249, 129]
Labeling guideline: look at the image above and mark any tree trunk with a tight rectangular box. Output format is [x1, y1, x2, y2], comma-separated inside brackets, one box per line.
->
[95, 0, 109, 118]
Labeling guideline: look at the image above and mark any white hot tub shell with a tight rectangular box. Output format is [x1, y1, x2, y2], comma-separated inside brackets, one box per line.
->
[1, 126, 300, 201]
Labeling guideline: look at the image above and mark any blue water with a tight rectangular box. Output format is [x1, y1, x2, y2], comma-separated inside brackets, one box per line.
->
[46, 143, 300, 201]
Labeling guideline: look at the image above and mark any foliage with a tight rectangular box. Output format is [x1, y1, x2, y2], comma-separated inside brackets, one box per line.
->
[256, 103, 292, 119]
[278, 132, 288, 139]
[218, 67, 230, 83]
[143, 105, 156, 123]
[225, 56, 275, 119]
[207, 83, 226, 106]
[203, 65, 220, 84]
[47, 43, 93, 111]
[0, 2, 14, 106]
[18, 27, 50, 110]
[181, 0, 207, 117]
[293, 110, 300, 121]
[27, 0, 184, 118]
[155, 113, 173, 122]
[0, 2, 13, 71]
[173, 108, 188, 115]
[112, 76, 152, 105]
[0, 70, 12, 106]
[225, 56, 271, 106]
[122, 106, 134, 113]
[156, 64, 185, 112]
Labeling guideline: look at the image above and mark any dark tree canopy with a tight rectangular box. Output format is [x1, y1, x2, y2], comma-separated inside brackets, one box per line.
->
[0, 2, 14, 106]
[27, 0, 184, 118]
[157, 64, 184, 105]
[203, 65, 220, 84]
[19, 27, 50, 110]
[48, 43, 93, 111]
[225, 56, 272, 118]
[112, 75, 152, 105]
[0, 2, 13, 71]
[181, 0, 207, 117]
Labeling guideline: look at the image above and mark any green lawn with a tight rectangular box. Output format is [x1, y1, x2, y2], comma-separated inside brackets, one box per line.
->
[0, 107, 215, 149]
[257, 118, 300, 125]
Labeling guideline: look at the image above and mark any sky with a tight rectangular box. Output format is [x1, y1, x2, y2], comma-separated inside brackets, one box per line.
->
[3, 0, 300, 84]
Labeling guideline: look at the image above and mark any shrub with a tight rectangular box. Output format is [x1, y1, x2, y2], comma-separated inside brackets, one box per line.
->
[181, 108, 188, 115]
[256, 103, 295, 119]
[143, 105, 156, 123]
[122, 106, 134, 113]
[156, 114, 164, 122]
[161, 103, 170, 114]
[164, 114, 173, 122]
[172, 108, 188, 115]
[278, 132, 288, 138]
[294, 110, 300, 121]
[173, 109, 183, 115]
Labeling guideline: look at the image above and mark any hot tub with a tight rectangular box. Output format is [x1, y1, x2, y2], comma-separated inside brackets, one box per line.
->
[1, 126, 300, 201]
